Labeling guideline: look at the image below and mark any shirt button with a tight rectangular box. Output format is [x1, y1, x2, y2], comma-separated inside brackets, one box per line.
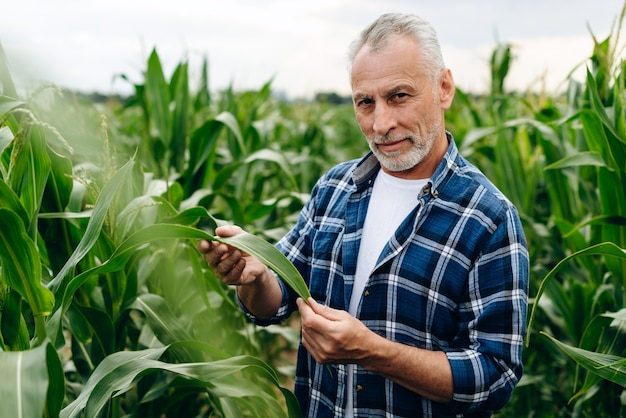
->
[356, 385, 363, 392]
[364, 290, 370, 297]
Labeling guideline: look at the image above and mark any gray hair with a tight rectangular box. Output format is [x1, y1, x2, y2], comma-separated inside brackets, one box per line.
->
[348, 13, 445, 81]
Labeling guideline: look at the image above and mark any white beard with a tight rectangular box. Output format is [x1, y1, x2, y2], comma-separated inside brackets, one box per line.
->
[367, 117, 440, 172]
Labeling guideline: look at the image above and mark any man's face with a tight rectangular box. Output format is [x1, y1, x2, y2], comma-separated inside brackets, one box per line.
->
[351, 35, 454, 179]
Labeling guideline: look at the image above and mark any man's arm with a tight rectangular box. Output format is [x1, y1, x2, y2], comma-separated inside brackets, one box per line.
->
[199, 225, 283, 319]
[296, 298, 453, 403]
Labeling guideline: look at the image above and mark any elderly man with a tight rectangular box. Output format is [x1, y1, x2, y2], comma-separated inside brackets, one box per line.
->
[199, 12, 529, 418]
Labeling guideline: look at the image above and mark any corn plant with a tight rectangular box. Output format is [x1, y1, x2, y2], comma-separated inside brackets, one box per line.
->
[448, 7, 626, 415]
[0, 43, 303, 417]
[4, 4, 626, 415]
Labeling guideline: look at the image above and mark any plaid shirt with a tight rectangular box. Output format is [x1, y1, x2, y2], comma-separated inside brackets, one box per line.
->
[243, 134, 529, 417]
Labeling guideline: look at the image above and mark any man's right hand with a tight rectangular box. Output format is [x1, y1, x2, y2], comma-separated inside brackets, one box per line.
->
[198, 225, 283, 318]
[198, 225, 266, 286]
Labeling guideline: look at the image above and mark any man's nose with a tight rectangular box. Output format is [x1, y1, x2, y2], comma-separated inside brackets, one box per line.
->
[372, 103, 396, 135]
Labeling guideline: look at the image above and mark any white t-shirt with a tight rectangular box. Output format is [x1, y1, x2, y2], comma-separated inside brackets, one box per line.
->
[349, 171, 428, 315]
[345, 170, 428, 417]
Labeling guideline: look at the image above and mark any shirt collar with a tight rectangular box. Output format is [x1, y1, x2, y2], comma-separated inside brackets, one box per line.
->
[352, 131, 459, 194]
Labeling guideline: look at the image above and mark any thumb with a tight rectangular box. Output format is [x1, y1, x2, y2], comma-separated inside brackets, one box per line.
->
[307, 298, 344, 321]
[215, 224, 245, 237]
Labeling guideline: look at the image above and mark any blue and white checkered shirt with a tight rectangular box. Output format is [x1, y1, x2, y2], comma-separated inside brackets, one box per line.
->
[243, 133, 529, 417]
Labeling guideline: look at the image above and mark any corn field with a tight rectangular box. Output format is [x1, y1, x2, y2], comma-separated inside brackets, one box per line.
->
[1, 5, 626, 417]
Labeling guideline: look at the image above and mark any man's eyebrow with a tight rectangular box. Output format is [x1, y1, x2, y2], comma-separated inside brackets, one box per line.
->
[385, 84, 413, 96]
[352, 92, 370, 101]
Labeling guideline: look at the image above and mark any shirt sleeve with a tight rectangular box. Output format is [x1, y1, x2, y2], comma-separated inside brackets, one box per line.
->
[237, 275, 294, 326]
[236, 181, 320, 326]
[444, 204, 529, 414]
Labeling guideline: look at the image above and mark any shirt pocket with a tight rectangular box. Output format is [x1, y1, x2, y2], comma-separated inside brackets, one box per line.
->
[309, 225, 344, 301]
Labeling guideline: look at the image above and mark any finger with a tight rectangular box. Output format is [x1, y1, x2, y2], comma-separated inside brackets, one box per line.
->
[297, 297, 315, 318]
[215, 224, 245, 238]
[307, 298, 345, 321]
[197, 239, 213, 254]
[222, 257, 246, 285]
[216, 249, 243, 275]
[204, 243, 229, 267]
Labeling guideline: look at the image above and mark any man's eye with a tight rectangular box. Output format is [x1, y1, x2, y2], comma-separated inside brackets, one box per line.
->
[395, 93, 407, 99]
[358, 98, 373, 106]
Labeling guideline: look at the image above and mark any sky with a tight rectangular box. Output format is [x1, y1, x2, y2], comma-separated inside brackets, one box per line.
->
[2, 0, 625, 99]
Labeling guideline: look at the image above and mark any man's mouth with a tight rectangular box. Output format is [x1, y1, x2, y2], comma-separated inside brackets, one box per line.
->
[376, 137, 409, 153]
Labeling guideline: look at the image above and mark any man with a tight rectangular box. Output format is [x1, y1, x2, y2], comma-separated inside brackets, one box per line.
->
[199, 13, 529, 417]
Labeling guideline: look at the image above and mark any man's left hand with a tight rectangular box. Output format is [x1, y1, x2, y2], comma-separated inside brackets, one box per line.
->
[296, 297, 372, 365]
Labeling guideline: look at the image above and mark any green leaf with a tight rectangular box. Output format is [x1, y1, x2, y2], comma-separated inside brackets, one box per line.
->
[48, 223, 310, 340]
[585, 69, 626, 146]
[60, 344, 296, 418]
[526, 242, 626, 345]
[0, 43, 18, 98]
[0, 288, 29, 350]
[541, 332, 626, 387]
[216, 111, 245, 157]
[0, 341, 64, 418]
[145, 48, 172, 148]
[44, 341, 65, 417]
[244, 149, 299, 191]
[160, 203, 218, 229]
[0, 179, 30, 227]
[544, 151, 609, 170]
[47, 157, 135, 293]
[0, 209, 54, 317]
[169, 60, 190, 171]
[0, 95, 24, 118]
[9, 124, 51, 227]
[131, 293, 194, 344]
[215, 232, 311, 300]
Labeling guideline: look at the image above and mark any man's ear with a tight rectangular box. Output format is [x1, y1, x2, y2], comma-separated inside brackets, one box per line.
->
[439, 69, 455, 110]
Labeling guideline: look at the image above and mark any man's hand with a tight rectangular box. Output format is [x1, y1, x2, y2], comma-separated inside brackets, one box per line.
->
[198, 225, 267, 286]
[297, 298, 372, 364]
[296, 297, 453, 403]
[198, 225, 283, 318]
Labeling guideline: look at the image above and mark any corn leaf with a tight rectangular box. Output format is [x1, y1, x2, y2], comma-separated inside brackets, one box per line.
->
[131, 293, 194, 344]
[0, 178, 29, 226]
[244, 149, 299, 191]
[0, 288, 30, 350]
[541, 332, 626, 387]
[0, 95, 24, 116]
[526, 242, 626, 345]
[48, 222, 310, 341]
[585, 69, 625, 146]
[0, 341, 64, 418]
[145, 48, 172, 148]
[0, 209, 54, 317]
[0, 125, 13, 158]
[47, 157, 135, 293]
[60, 343, 298, 418]
[0, 43, 18, 98]
[9, 124, 51, 226]
[170, 61, 190, 171]
[544, 151, 609, 170]
[214, 232, 311, 300]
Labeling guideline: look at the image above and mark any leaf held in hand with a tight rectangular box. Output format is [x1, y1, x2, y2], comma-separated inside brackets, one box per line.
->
[211, 233, 311, 300]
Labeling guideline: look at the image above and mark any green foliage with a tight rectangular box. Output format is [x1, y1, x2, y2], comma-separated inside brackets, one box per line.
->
[2, 3, 626, 417]
[0, 44, 305, 417]
[451, 5, 626, 416]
